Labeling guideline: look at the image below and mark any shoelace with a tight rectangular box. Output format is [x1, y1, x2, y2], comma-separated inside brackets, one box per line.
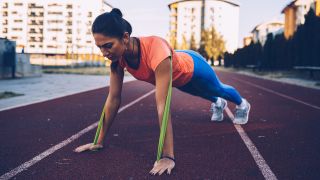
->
[235, 108, 247, 118]
[210, 104, 222, 113]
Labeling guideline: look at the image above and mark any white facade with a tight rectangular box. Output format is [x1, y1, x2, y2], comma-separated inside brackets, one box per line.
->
[295, 0, 316, 26]
[169, 0, 239, 53]
[0, 0, 112, 55]
[251, 21, 284, 45]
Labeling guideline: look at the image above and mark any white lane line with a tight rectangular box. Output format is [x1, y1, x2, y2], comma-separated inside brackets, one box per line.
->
[225, 107, 277, 180]
[0, 90, 155, 180]
[233, 78, 320, 110]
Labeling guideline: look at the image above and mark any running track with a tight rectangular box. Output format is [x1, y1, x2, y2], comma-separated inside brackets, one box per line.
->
[0, 70, 319, 179]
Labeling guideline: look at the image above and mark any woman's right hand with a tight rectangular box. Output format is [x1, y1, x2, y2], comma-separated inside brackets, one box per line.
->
[73, 143, 103, 153]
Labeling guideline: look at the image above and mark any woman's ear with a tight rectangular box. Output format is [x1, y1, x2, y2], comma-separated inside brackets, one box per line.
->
[122, 32, 130, 45]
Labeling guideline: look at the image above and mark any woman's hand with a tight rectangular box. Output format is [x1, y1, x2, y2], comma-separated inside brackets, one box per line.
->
[149, 158, 175, 175]
[73, 143, 103, 153]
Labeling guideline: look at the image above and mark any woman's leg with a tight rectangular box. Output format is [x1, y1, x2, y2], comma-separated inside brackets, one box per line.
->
[177, 50, 242, 105]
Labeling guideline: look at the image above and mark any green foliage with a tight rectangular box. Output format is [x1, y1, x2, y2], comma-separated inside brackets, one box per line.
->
[180, 34, 189, 50]
[198, 26, 226, 61]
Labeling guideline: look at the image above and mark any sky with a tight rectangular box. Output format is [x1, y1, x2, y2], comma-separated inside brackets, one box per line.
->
[107, 0, 293, 47]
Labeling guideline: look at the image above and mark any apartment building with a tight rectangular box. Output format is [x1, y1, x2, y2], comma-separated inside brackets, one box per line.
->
[168, 0, 239, 53]
[0, 0, 112, 58]
[251, 21, 284, 45]
[282, 0, 319, 39]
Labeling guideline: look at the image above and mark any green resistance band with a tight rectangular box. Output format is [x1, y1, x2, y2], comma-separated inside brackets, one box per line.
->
[93, 103, 106, 145]
[156, 53, 173, 162]
[93, 53, 173, 161]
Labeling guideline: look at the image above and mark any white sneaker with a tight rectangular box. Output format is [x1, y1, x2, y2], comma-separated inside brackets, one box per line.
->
[210, 98, 227, 122]
[233, 99, 250, 125]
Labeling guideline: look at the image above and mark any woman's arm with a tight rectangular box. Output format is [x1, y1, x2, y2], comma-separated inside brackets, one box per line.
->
[97, 63, 124, 145]
[154, 57, 174, 158]
[74, 63, 124, 152]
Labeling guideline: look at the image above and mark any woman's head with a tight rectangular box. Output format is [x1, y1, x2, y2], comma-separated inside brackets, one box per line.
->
[92, 8, 132, 61]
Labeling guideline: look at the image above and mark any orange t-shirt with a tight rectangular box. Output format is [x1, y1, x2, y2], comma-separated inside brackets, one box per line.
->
[119, 36, 194, 87]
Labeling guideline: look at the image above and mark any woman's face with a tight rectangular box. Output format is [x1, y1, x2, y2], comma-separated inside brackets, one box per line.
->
[93, 33, 128, 62]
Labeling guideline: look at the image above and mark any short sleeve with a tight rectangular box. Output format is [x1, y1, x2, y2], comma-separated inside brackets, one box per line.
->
[149, 38, 171, 71]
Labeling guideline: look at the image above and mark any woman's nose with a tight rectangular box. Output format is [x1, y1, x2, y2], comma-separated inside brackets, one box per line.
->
[100, 48, 109, 56]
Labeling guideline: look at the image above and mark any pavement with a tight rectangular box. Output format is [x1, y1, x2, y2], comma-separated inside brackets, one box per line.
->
[0, 70, 319, 179]
[214, 66, 320, 90]
[0, 74, 135, 111]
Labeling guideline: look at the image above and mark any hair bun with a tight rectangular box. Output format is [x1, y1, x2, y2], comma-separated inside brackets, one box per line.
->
[110, 8, 123, 18]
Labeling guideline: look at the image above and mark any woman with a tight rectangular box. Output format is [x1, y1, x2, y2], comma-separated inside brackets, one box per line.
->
[74, 8, 250, 176]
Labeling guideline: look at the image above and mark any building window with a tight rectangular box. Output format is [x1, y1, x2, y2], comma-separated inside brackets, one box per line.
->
[3, 28, 8, 33]
[29, 29, 36, 33]
[48, 11, 63, 15]
[29, 12, 36, 17]
[14, 20, 23, 23]
[67, 21, 72, 26]
[28, 3, 36, 8]
[48, 20, 63, 24]
[12, 28, 23, 31]
[3, 3, 8, 8]
[67, 29, 72, 34]
[14, 3, 23, 6]
[30, 37, 36, 42]
[48, 3, 60, 7]
[48, 28, 63, 32]
[66, 38, 72, 43]
[12, 11, 18, 15]
[67, 4, 72, 9]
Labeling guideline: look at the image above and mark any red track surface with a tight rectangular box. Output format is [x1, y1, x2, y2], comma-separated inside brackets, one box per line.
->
[0, 70, 319, 179]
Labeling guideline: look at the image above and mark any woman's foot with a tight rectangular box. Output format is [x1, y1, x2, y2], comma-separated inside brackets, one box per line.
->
[210, 98, 227, 122]
[233, 99, 250, 124]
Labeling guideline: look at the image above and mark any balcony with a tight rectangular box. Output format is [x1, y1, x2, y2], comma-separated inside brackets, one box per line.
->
[28, 12, 37, 17]
[14, 3, 23, 6]
[28, 3, 42, 9]
[67, 29, 72, 34]
[67, 12, 72, 17]
[29, 30, 38, 34]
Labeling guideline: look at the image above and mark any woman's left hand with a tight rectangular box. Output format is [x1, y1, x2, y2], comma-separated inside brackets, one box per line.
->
[149, 158, 175, 175]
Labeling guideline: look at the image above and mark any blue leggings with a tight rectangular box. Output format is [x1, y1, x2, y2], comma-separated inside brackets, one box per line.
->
[176, 50, 242, 105]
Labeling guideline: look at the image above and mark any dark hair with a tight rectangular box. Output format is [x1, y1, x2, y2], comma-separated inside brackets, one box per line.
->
[92, 8, 132, 38]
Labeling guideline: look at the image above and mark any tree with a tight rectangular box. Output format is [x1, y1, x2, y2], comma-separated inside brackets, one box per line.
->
[180, 34, 188, 50]
[198, 26, 226, 62]
[190, 33, 197, 51]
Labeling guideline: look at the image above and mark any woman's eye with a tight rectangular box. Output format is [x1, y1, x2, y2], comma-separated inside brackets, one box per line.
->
[103, 44, 113, 49]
